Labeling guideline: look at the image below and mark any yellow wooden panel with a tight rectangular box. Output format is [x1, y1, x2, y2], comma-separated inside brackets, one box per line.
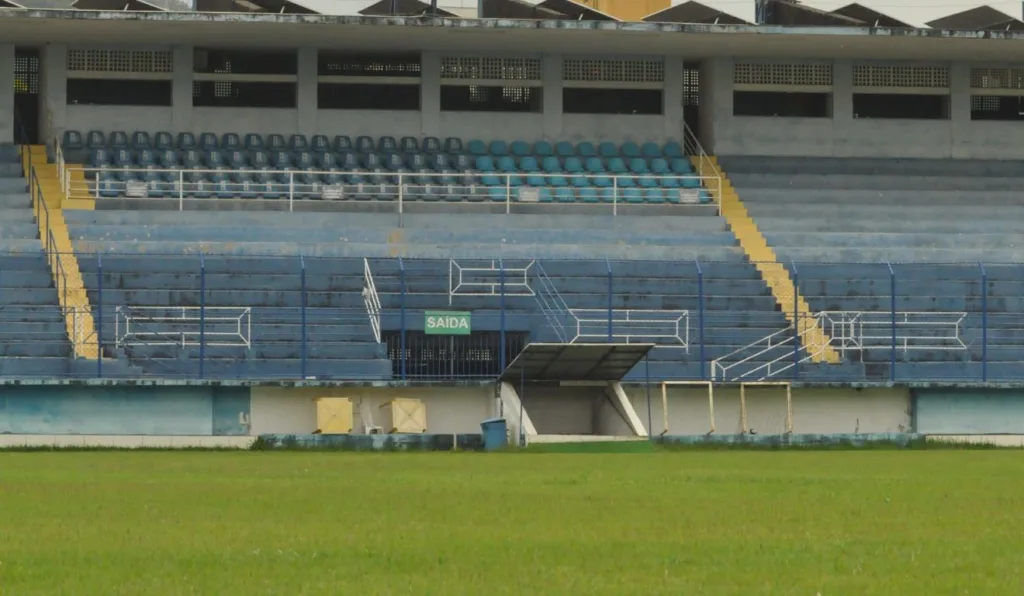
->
[315, 397, 353, 434]
[379, 398, 427, 434]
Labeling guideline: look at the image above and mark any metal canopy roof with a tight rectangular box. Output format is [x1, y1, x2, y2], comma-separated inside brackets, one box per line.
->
[499, 342, 654, 383]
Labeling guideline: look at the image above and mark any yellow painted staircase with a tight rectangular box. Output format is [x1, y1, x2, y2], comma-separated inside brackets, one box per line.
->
[23, 145, 100, 360]
[691, 156, 840, 364]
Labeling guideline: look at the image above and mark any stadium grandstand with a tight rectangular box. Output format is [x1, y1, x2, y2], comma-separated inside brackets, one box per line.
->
[3, 0, 1024, 442]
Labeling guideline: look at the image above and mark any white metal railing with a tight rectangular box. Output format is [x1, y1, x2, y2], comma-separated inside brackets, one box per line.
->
[67, 305, 94, 355]
[449, 260, 535, 304]
[363, 258, 382, 344]
[63, 166, 721, 213]
[683, 122, 720, 207]
[819, 311, 968, 357]
[711, 320, 826, 382]
[570, 309, 689, 348]
[115, 306, 251, 348]
[55, 135, 67, 194]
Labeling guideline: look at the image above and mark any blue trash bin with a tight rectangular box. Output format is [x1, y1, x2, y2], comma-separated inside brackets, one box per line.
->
[480, 418, 508, 451]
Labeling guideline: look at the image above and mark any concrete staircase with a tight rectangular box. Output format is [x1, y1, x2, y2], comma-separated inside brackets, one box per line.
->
[691, 156, 840, 365]
[23, 144, 100, 360]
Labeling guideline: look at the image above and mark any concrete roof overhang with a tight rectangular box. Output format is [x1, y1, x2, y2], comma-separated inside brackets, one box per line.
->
[5, 10, 1024, 61]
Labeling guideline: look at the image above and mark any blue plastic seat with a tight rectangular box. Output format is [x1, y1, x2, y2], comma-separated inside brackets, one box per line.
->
[467, 140, 487, 156]
[453, 154, 473, 171]
[176, 133, 196, 150]
[658, 175, 681, 189]
[620, 142, 641, 159]
[221, 133, 242, 151]
[637, 175, 658, 189]
[244, 134, 264, 150]
[584, 157, 605, 174]
[443, 137, 463, 154]
[650, 158, 670, 175]
[273, 150, 295, 170]
[262, 134, 284, 152]
[519, 156, 540, 173]
[355, 136, 375, 154]
[554, 187, 575, 203]
[476, 156, 496, 172]
[159, 149, 179, 168]
[570, 175, 590, 188]
[384, 153, 406, 172]
[554, 141, 574, 157]
[682, 176, 701, 189]
[334, 136, 353, 153]
[422, 137, 441, 154]
[622, 187, 644, 203]
[86, 131, 106, 149]
[228, 150, 248, 169]
[489, 140, 509, 156]
[113, 148, 134, 166]
[340, 152, 360, 171]
[290, 134, 309, 152]
[644, 188, 666, 204]
[130, 131, 151, 149]
[213, 178, 236, 199]
[198, 133, 218, 151]
[597, 142, 617, 158]
[136, 149, 156, 165]
[627, 158, 649, 174]
[105, 131, 127, 150]
[62, 130, 84, 150]
[591, 175, 613, 188]
[541, 156, 562, 173]
[153, 132, 174, 151]
[205, 150, 227, 169]
[641, 142, 661, 158]
[400, 137, 419, 154]
[407, 153, 428, 170]
[115, 165, 138, 182]
[181, 149, 202, 168]
[310, 135, 330, 153]
[564, 157, 584, 173]
[496, 156, 517, 173]
[525, 174, 546, 187]
[510, 141, 530, 157]
[616, 176, 636, 189]
[89, 148, 111, 167]
[533, 141, 553, 157]
[670, 158, 693, 174]
[378, 136, 398, 154]
[429, 153, 451, 172]
[363, 153, 382, 170]
[294, 151, 316, 170]
[663, 141, 684, 159]
[576, 142, 596, 158]
[577, 187, 601, 203]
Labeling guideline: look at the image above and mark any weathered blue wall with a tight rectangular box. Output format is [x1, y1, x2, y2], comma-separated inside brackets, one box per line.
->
[915, 389, 1024, 434]
[0, 386, 250, 435]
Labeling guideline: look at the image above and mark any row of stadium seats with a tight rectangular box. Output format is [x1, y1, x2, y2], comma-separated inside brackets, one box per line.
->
[63, 130, 687, 164]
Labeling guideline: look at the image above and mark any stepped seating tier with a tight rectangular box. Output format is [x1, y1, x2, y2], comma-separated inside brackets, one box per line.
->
[723, 155, 1024, 382]
[60, 131, 712, 206]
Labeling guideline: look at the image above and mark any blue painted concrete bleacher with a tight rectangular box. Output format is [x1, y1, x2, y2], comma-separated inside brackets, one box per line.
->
[722, 156, 1024, 382]
[0, 145, 75, 378]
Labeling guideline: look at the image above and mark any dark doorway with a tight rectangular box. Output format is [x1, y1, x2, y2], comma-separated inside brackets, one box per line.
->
[683, 62, 700, 149]
[13, 48, 40, 145]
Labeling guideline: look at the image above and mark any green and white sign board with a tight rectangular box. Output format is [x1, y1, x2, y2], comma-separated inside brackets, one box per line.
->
[425, 311, 471, 335]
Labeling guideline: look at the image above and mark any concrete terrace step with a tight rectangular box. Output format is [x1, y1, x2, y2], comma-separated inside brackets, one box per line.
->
[71, 240, 747, 261]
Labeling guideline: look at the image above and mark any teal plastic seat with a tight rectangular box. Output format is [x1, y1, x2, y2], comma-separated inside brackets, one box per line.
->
[682, 176, 701, 189]
[244, 133, 264, 150]
[467, 140, 487, 156]
[584, 157, 605, 173]
[176, 133, 196, 150]
[564, 157, 584, 173]
[109, 131, 129, 149]
[334, 136, 353, 153]
[154, 132, 174, 151]
[670, 158, 693, 174]
[266, 134, 286, 151]
[641, 142, 661, 158]
[554, 188, 574, 203]
[489, 140, 509, 156]
[63, 130, 84, 150]
[378, 136, 397, 154]
[443, 137, 463, 154]
[659, 175, 681, 189]
[519, 156, 540, 172]
[400, 137, 419, 154]
[628, 158, 649, 174]
[554, 141, 574, 157]
[290, 134, 309, 152]
[650, 158, 670, 174]
[422, 137, 441, 154]
[608, 158, 629, 174]
[663, 141, 684, 159]
[475, 156, 496, 172]
[644, 188, 666, 203]
[576, 142, 596, 158]
[496, 156, 517, 173]
[533, 141, 553, 157]
[86, 130, 106, 149]
[541, 156, 562, 173]
[597, 142, 617, 158]
[623, 187, 644, 203]
[621, 142, 641, 158]
[577, 187, 600, 203]
[510, 141, 530, 156]
[355, 136, 375, 153]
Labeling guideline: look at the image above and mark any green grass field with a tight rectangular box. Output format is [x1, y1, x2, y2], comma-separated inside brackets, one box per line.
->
[1, 451, 1023, 595]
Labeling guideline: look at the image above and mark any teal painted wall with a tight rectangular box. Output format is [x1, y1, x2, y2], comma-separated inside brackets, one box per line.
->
[915, 389, 1024, 434]
[0, 386, 250, 436]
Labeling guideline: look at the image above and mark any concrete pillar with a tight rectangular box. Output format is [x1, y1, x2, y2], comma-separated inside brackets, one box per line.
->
[296, 47, 318, 137]
[831, 59, 853, 124]
[420, 51, 441, 137]
[542, 53, 562, 140]
[0, 45, 13, 144]
[663, 56, 684, 142]
[39, 45, 67, 144]
[948, 61, 971, 159]
[698, 57, 732, 154]
[171, 45, 194, 134]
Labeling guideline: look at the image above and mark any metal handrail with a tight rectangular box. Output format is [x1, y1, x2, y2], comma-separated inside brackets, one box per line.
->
[362, 258, 382, 344]
[570, 308, 690, 348]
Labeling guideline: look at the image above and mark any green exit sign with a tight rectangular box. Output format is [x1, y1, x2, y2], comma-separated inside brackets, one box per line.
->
[425, 311, 471, 335]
